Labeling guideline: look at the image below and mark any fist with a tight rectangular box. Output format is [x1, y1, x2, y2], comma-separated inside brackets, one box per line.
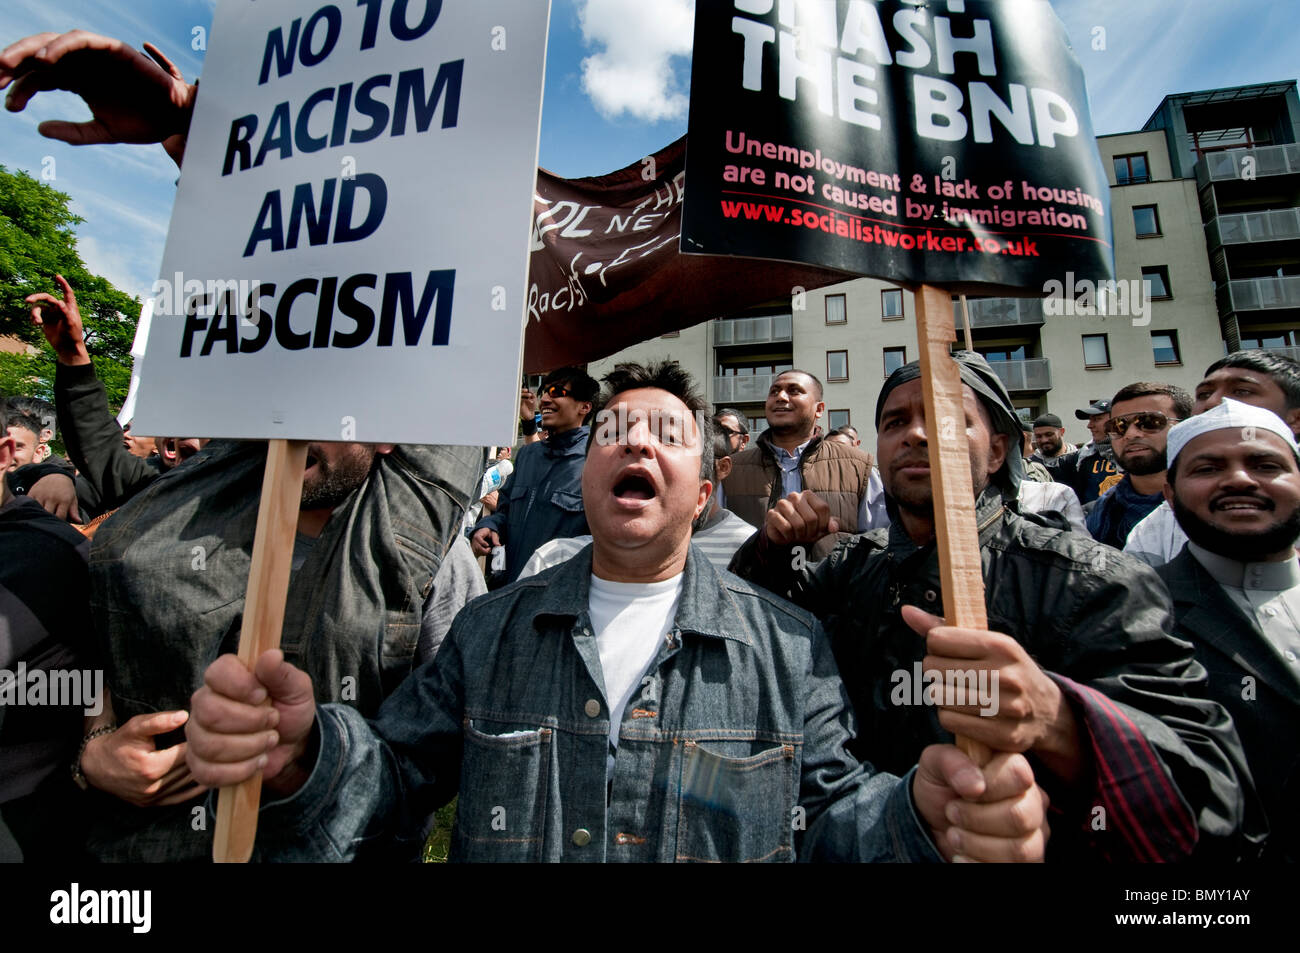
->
[763, 490, 839, 547]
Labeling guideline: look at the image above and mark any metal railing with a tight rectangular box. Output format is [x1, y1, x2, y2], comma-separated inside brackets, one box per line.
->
[713, 372, 777, 404]
[1265, 345, 1300, 363]
[952, 297, 1046, 328]
[1225, 276, 1300, 312]
[1197, 144, 1300, 187]
[986, 358, 1052, 391]
[713, 313, 793, 346]
[1207, 207, 1300, 247]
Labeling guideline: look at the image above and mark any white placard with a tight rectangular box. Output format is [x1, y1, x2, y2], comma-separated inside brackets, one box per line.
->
[133, 0, 550, 445]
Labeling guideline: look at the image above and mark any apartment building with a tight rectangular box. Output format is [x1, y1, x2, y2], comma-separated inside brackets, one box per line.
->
[589, 81, 1300, 450]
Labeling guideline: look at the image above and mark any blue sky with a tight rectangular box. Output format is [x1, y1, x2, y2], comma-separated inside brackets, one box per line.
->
[1, 0, 1296, 302]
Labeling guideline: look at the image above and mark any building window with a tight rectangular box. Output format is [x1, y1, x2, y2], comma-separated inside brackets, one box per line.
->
[1133, 205, 1161, 237]
[1082, 334, 1110, 369]
[1142, 266, 1172, 299]
[882, 289, 904, 320]
[827, 350, 849, 381]
[828, 409, 851, 431]
[825, 293, 847, 325]
[1152, 330, 1182, 366]
[883, 346, 907, 376]
[1113, 153, 1149, 185]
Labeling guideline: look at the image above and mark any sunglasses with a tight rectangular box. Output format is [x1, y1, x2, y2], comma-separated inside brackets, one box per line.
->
[1105, 412, 1180, 437]
[540, 384, 572, 399]
[718, 426, 745, 438]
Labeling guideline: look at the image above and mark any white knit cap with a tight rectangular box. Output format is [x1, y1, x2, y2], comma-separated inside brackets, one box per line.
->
[1166, 398, 1299, 466]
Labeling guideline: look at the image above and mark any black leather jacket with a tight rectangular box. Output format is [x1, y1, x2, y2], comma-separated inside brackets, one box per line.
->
[731, 487, 1261, 861]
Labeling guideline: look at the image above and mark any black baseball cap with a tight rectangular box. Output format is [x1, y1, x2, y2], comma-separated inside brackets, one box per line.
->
[1033, 413, 1063, 429]
[1075, 399, 1111, 420]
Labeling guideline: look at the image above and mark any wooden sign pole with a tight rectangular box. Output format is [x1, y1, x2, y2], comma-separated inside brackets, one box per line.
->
[212, 438, 309, 863]
[914, 285, 992, 767]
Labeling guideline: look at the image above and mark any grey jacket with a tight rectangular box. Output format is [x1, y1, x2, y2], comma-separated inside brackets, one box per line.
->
[253, 545, 944, 862]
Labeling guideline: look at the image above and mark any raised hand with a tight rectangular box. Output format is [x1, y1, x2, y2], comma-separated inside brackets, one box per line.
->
[0, 31, 196, 165]
[26, 273, 90, 366]
[762, 489, 839, 547]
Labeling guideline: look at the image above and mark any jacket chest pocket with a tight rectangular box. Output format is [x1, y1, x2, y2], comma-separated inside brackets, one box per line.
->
[550, 489, 583, 514]
[674, 740, 797, 863]
[454, 719, 554, 862]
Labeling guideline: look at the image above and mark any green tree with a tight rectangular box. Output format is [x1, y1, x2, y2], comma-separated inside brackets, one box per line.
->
[0, 164, 140, 408]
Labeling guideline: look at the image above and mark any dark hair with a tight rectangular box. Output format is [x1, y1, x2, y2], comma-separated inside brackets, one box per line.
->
[1203, 350, 1300, 410]
[713, 408, 749, 434]
[5, 395, 55, 437]
[588, 360, 714, 482]
[776, 368, 823, 401]
[542, 366, 600, 402]
[711, 428, 734, 461]
[3, 410, 43, 439]
[826, 426, 856, 440]
[1110, 381, 1193, 419]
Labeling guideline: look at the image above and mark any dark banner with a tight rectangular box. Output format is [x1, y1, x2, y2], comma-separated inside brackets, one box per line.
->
[523, 137, 852, 372]
[681, 0, 1116, 293]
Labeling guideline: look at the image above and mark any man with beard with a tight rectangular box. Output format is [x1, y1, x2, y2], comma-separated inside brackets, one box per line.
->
[1127, 350, 1300, 567]
[1028, 414, 1075, 467]
[723, 370, 878, 554]
[1085, 383, 1192, 548]
[1156, 399, 1300, 861]
[729, 352, 1258, 860]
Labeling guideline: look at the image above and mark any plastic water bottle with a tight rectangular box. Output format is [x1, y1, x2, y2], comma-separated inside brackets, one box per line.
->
[479, 459, 514, 499]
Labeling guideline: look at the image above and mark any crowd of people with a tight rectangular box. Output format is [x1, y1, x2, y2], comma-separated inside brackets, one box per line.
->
[2, 28, 1297, 864]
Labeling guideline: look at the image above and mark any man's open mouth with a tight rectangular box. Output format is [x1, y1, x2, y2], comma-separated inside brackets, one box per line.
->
[613, 474, 656, 501]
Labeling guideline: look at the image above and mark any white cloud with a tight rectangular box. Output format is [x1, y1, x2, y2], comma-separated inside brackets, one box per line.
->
[577, 0, 695, 122]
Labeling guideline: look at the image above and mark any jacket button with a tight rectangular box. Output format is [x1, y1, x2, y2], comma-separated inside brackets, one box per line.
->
[584, 699, 601, 718]
[572, 828, 592, 847]
[924, 589, 937, 603]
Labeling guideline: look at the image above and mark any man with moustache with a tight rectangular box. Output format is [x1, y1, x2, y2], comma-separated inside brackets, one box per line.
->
[1127, 350, 1300, 567]
[729, 352, 1258, 861]
[1085, 383, 1192, 548]
[1156, 399, 1300, 861]
[1052, 399, 1118, 505]
[184, 362, 1050, 863]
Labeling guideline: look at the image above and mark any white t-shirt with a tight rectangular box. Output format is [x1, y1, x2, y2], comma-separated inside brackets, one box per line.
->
[588, 573, 683, 780]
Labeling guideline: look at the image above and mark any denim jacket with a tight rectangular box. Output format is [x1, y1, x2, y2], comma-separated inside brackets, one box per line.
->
[256, 546, 943, 862]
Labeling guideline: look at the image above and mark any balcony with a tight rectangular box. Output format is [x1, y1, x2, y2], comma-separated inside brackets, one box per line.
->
[1196, 144, 1300, 188]
[986, 358, 1052, 392]
[713, 313, 792, 347]
[952, 297, 1045, 329]
[1265, 345, 1300, 364]
[1222, 276, 1300, 314]
[1206, 207, 1300, 248]
[713, 372, 776, 404]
